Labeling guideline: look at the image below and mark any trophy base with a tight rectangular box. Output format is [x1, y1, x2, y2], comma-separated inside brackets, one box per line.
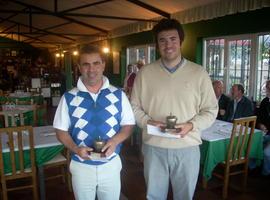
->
[90, 152, 106, 158]
[88, 152, 108, 162]
[160, 127, 181, 133]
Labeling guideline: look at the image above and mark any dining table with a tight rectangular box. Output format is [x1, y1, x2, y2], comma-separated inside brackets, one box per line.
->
[200, 119, 264, 187]
[1, 125, 64, 200]
[0, 93, 44, 105]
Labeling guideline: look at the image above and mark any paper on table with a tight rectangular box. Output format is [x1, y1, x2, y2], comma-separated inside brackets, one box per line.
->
[88, 152, 109, 162]
[147, 124, 181, 139]
[201, 120, 232, 141]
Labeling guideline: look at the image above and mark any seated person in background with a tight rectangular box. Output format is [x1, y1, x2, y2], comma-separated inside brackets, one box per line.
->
[224, 84, 253, 122]
[257, 80, 270, 176]
[212, 80, 230, 120]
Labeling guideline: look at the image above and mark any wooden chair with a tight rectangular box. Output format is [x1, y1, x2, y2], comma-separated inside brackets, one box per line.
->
[22, 104, 38, 127]
[212, 116, 257, 199]
[0, 111, 25, 127]
[0, 126, 38, 200]
[0, 99, 6, 105]
[15, 99, 34, 105]
[15, 100, 37, 126]
[43, 148, 72, 192]
[36, 101, 48, 126]
[0, 104, 37, 127]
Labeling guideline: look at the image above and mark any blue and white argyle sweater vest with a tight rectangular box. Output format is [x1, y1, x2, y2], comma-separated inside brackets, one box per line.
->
[64, 86, 123, 165]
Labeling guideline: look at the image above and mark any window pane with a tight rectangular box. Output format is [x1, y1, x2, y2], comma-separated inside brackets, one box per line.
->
[256, 34, 270, 101]
[127, 44, 155, 64]
[228, 39, 251, 96]
[138, 48, 146, 64]
[149, 46, 156, 63]
[128, 48, 137, 64]
[205, 39, 225, 81]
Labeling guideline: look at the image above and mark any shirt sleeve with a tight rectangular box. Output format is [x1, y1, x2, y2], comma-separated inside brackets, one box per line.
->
[130, 70, 152, 128]
[53, 95, 71, 131]
[120, 91, 135, 126]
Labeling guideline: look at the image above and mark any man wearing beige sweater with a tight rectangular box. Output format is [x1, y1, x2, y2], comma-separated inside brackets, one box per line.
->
[131, 19, 218, 200]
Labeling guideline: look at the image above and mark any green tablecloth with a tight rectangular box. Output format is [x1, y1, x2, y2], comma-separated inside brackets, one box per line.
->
[2, 145, 64, 174]
[200, 131, 264, 180]
[22, 109, 46, 126]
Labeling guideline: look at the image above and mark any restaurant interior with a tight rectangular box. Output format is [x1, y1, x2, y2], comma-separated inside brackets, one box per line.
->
[0, 0, 270, 200]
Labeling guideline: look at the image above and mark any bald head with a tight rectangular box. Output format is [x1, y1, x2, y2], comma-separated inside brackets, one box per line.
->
[212, 80, 224, 98]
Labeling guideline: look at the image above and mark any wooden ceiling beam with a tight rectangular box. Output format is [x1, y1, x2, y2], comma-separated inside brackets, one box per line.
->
[0, 9, 158, 22]
[1, 29, 46, 43]
[30, 22, 72, 34]
[2, 31, 98, 37]
[0, 8, 27, 25]
[19, 33, 45, 43]
[9, 0, 108, 33]
[59, 13, 158, 22]
[0, 16, 76, 42]
[127, 0, 170, 18]
[60, 0, 113, 13]
[54, 0, 58, 13]
[29, 7, 32, 32]
[28, 41, 72, 44]
[21, 22, 72, 43]
[0, 24, 17, 33]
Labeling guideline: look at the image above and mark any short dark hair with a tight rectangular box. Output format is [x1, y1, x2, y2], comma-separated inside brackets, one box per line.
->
[152, 18, 185, 45]
[235, 84, 245, 94]
[79, 45, 105, 61]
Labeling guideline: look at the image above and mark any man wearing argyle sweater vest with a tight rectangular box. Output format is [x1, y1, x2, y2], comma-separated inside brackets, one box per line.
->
[53, 45, 135, 200]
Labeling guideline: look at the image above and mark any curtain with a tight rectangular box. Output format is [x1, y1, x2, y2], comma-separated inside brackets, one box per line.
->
[110, 0, 270, 38]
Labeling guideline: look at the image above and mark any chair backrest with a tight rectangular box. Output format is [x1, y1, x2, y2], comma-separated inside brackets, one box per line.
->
[0, 111, 24, 127]
[0, 104, 37, 127]
[226, 116, 257, 165]
[36, 101, 47, 126]
[15, 99, 34, 105]
[0, 126, 36, 177]
[23, 104, 38, 126]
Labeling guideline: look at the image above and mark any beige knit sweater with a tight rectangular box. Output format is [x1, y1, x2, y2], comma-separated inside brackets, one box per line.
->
[131, 58, 218, 149]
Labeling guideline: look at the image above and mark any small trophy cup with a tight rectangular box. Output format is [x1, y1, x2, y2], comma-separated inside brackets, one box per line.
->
[166, 113, 178, 130]
[92, 136, 106, 157]
[161, 113, 180, 133]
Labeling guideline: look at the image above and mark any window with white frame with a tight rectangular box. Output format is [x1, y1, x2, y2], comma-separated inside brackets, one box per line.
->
[203, 33, 270, 101]
[228, 39, 251, 96]
[204, 39, 225, 81]
[256, 34, 270, 100]
[126, 44, 156, 71]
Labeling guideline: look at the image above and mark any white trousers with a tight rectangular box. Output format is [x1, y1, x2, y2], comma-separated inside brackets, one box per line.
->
[69, 155, 122, 200]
